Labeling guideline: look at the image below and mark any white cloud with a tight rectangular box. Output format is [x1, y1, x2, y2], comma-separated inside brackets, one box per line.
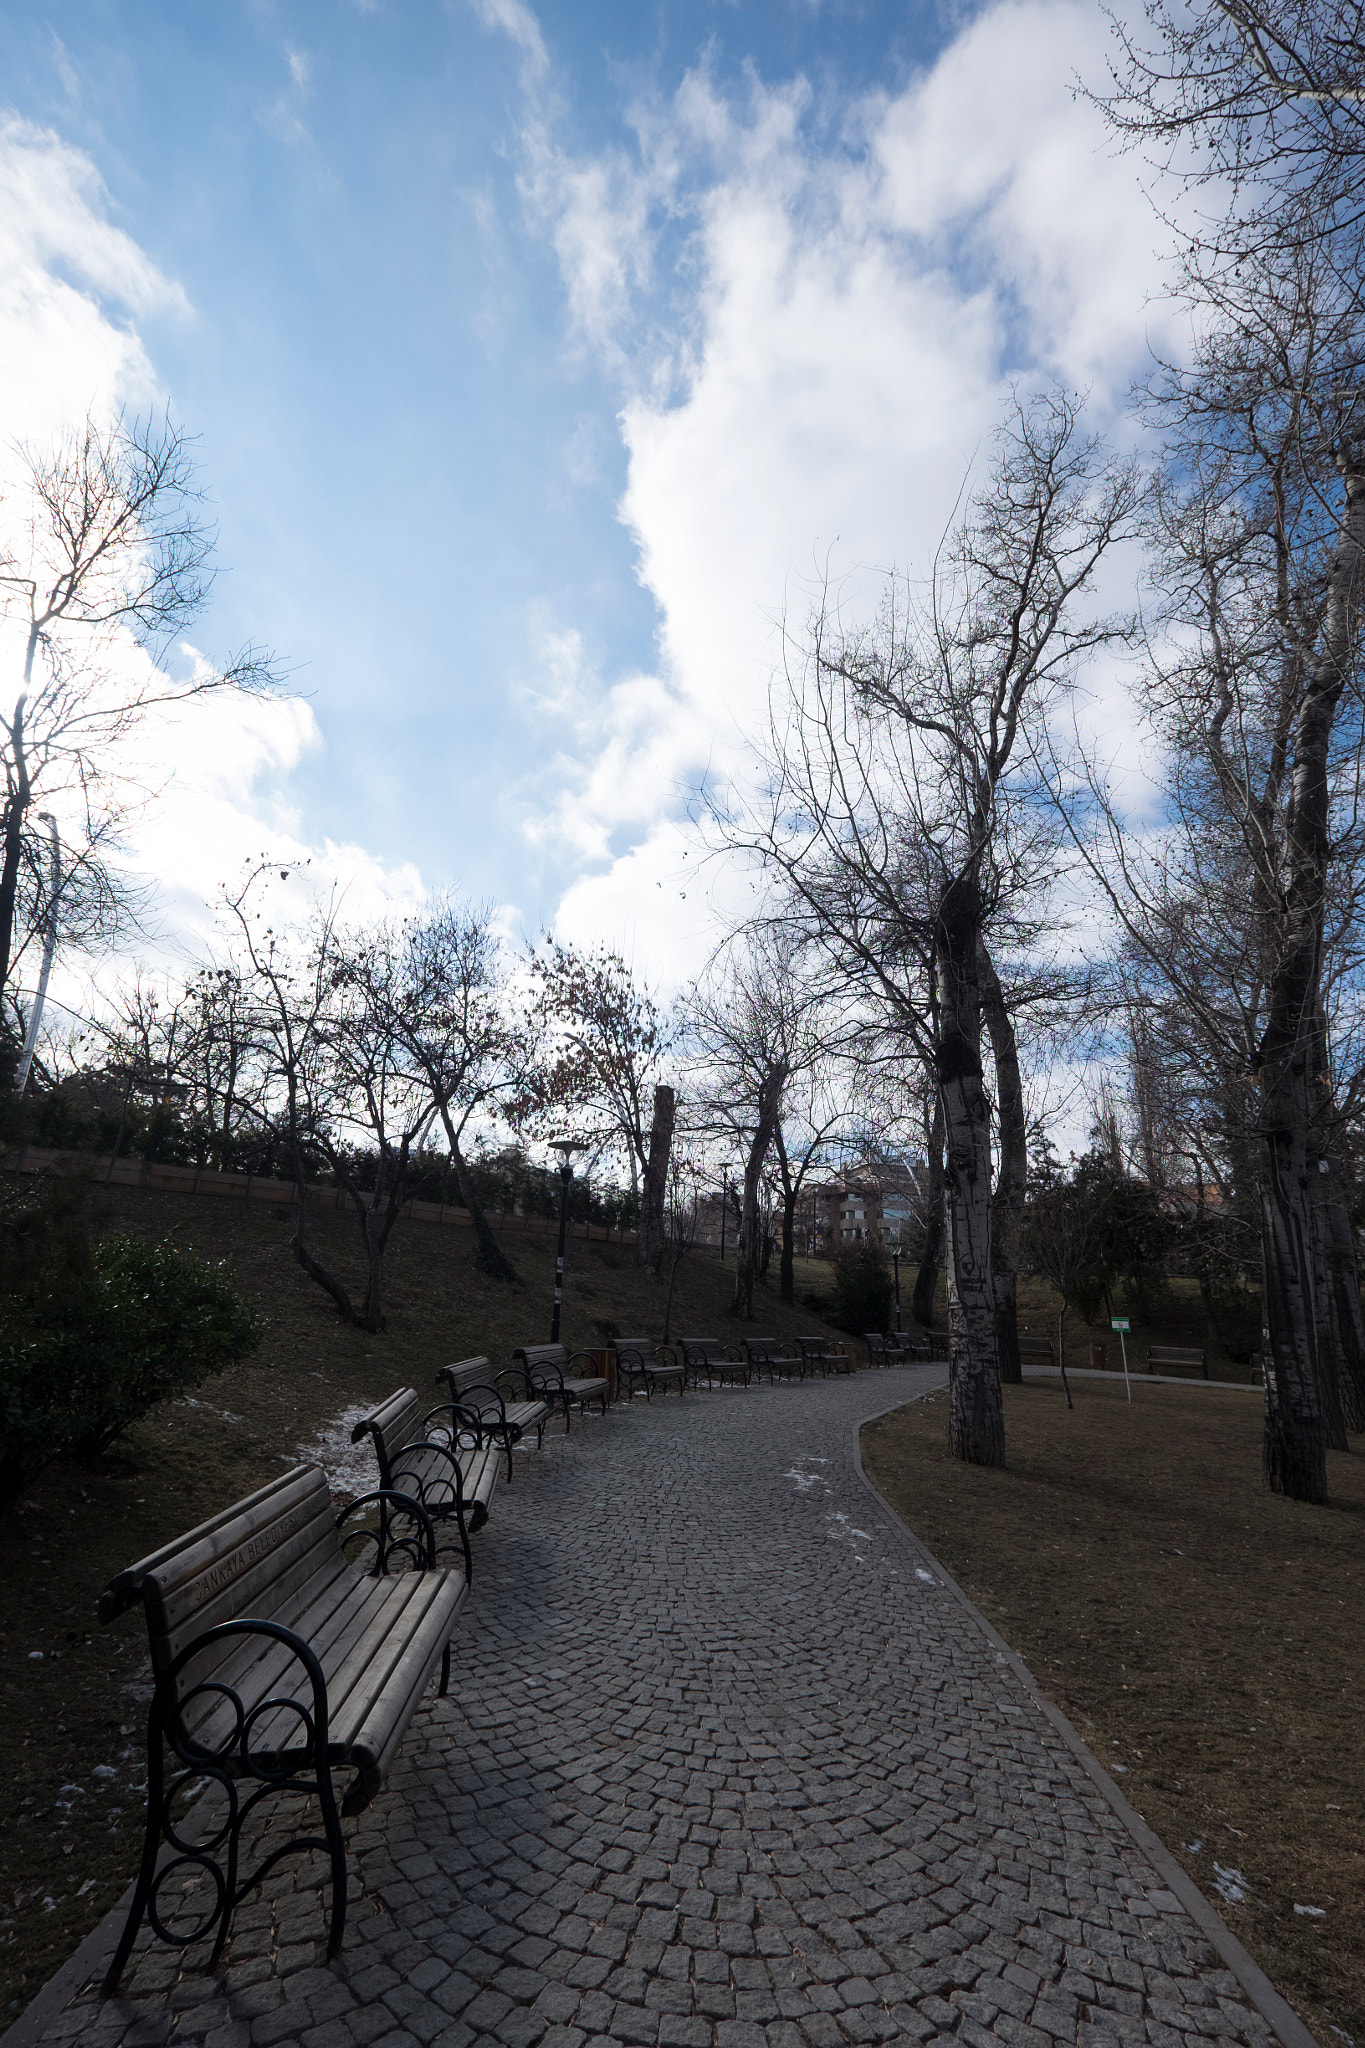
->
[468, 0, 548, 85]
[0, 114, 423, 1018]
[0, 114, 186, 442]
[505, 0, 1179, 973]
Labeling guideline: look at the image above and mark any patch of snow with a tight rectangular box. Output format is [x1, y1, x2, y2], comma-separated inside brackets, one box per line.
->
[295, 1406, 379, 1500]
[1294, 1904, 1327, 1918]
[782, 1469, 820, 1491]
[1182, 1840, 1203, 1854]
[1212, 1864, 1246, 1905]
[915, 1568, 936, 1584]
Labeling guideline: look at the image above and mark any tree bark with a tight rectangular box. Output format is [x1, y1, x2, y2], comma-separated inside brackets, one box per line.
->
[442, 1114, 518, 1283]
[1255, 452, 1365, 1502]
[734, 1062, 787, 1319]
[774, 1123, 798, 1304]
[912, 1092, 945, 1329]
[979, 937, 1025, 1387]
[639, 1084, 677, 1275]
[936, 878, 1004, 1467]
[0, 690, 33, 1005]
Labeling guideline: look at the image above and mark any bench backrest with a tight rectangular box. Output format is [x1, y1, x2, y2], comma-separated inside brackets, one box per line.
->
[1148, 1345, 1206, 1365]
[516, 1343, 569, 1374]
[740, 1336, 787, 1362]
[101, 1464, 339, 1674]
[679, 1337, 726, 1361]
[1018, 1337, 1054, 1357]
[438, 1356, 526, 1409]
[612, 1337, 656, 1363]
[351, 1388, 426, 1481]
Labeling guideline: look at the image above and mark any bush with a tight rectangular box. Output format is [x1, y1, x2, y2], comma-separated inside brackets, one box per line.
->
[829, 1241, 895, 1335]
[0, 1177, 264, 1505]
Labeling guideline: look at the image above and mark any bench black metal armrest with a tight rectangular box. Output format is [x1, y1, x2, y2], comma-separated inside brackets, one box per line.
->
[422, 1399, 499, 1448]
[336, 1488, 440, 1574]
[565, 1348, 607, 1375]
[527, 1361, 567, 1394]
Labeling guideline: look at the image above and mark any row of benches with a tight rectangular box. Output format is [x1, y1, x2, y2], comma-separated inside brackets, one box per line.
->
[91, 1324, 961, 1989]
[1016, 1335, 1210, 1378]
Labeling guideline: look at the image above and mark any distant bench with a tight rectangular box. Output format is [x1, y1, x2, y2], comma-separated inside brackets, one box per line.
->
[678, 1337, 746, 1388]
[514, 1343, 613, 1426]
[1147, 1344, 1209, 1380]
[98, 1464, 466, 1988]
[436, 1355, 553, 1473]
[351, 1387, 500, 1580]
[612, 1337, 686, 1401]
[1018, 1336, 1056, 1368]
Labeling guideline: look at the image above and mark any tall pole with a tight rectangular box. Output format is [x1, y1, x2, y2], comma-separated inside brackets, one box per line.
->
[719, 1167, 727, 1262]
[550, 1156, 573, 1344]
[893, 1248, 901, 1328]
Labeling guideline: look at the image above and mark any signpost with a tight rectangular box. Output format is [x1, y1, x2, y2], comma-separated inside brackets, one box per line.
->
[1111, 1316, 1132, 1402]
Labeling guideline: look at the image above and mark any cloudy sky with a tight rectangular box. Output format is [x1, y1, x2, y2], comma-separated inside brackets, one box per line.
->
[0, 0, 1176, 998]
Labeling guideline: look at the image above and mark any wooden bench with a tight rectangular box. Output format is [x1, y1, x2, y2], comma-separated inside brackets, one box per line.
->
[350, 1388, 500, 1581]
[678, 1336, 747, 1388]
[98, 1463, 466, 1989]
[1147, 1343, 1209, 1379]
[739, 1335, 804, 1382]
[798, 1334, 852, 1376]
[435, 1355, 553, 1476]
[611, 1337, 687, 1401]
[514, 1342, 613, 1428]
[1018, 1336, 1056, 1367]
[864, 1331, 919, 1366]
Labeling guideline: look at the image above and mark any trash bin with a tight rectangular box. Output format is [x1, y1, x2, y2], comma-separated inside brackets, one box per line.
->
[1090, 1341, 1107, 1369]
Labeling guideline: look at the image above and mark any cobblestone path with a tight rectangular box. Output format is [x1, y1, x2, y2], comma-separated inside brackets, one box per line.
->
[23, 1367, 1282, 2048]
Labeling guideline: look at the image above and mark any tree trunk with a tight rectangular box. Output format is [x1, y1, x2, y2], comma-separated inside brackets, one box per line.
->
[288, 1137, 359, 1325]
[734, 1062, 787, 1319]
[979, 937, 1025, 1387]
[1319, 1172, 1365, 1432]
[771, 1123, 803, 1304]
[639, 1084, 677, 1275]
[1254, 452, 1364, 1502]
[912, 1090, 945, 1328]
[446, 1122, 518, 1283]
[936, 878, 1004, 1468]
[0, 690, 33, 1004]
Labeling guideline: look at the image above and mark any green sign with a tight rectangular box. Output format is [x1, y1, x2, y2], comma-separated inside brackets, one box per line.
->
[1111, 1316, 1130, 1333]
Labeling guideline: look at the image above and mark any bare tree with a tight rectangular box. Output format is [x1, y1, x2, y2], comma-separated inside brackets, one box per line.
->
[689, 929, 830, 1319]
[1051, 220, 1365, 1499]
[377, 897, 523, 1283]
[725, 393, 1136, 1464]
[222, 869, 429, 1332]
[524, 942, 677, 1270]
[0, 412, 276, 1034]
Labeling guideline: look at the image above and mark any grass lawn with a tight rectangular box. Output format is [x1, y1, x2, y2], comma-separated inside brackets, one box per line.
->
[0, 1180, 841, 2027]
[863, 1376, 1365, 2048]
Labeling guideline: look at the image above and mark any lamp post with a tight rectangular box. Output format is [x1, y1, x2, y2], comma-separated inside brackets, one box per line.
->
[892, 1246, 902, 1330]
[549, 1139, 584, 1344]
[719, 1166, 728, 1262]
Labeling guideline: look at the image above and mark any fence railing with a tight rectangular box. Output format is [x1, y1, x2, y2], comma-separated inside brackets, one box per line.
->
[3, 1145, 638, 1244]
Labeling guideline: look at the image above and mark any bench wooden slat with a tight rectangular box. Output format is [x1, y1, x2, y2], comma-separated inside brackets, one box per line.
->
[102, 1461, 468, 1989]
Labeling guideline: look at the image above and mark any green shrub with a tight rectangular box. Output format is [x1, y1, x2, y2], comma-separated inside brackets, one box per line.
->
[829, 1241, 895, 1335]
[0, 1179, 263, 1504]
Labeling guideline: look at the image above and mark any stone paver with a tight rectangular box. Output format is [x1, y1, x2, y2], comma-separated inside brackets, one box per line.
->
[18, 1367, 1280, 2048]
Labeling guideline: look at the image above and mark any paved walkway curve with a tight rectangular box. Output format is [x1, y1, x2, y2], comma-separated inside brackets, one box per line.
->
[15, 1368, 1285, 2048]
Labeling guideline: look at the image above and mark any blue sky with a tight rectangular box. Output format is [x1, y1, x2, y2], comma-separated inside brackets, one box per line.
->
[0, 0, 1170, 985]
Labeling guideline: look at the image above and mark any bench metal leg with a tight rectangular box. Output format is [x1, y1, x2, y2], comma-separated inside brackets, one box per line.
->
[104, 1625, 349, 1992]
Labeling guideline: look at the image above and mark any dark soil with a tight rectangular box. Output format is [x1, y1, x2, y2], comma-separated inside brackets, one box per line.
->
[863, 1376, 1365, 2048]
[0, 1182, 839, 2026]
